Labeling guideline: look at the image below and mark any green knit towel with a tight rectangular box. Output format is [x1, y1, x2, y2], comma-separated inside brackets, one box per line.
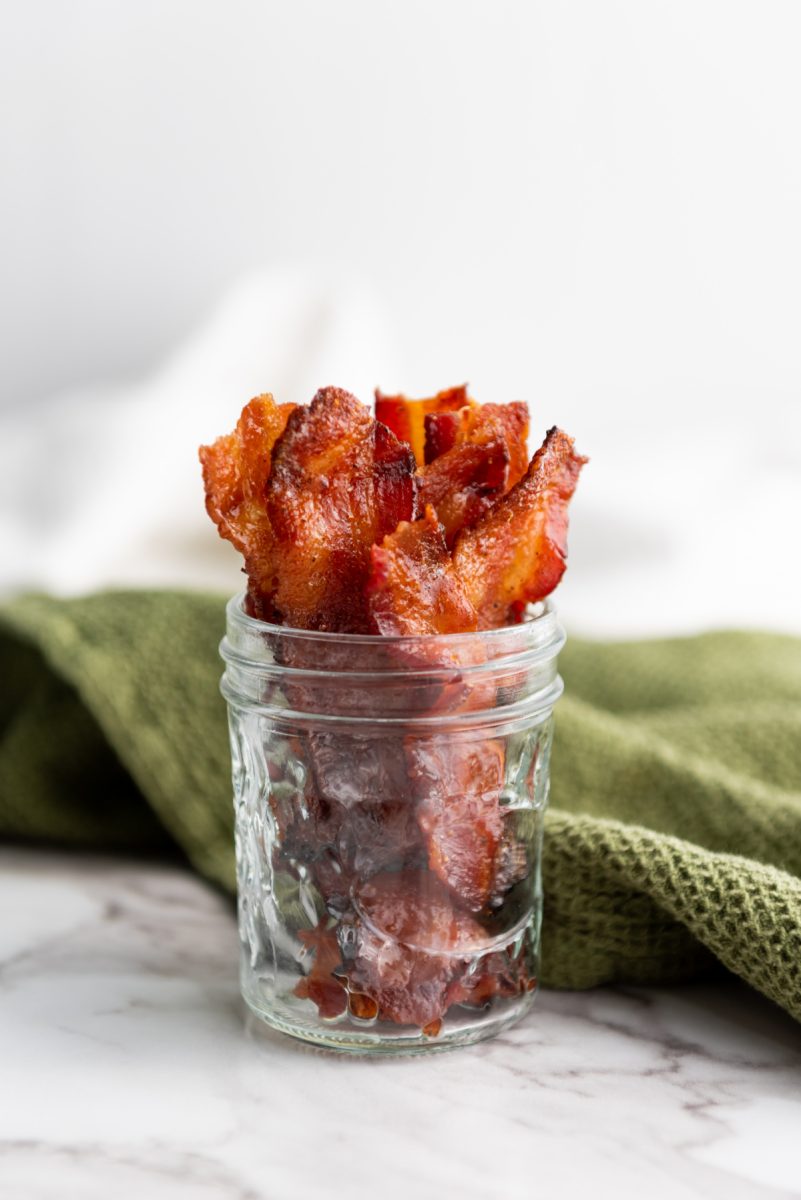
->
[2, 591, 800, 1021]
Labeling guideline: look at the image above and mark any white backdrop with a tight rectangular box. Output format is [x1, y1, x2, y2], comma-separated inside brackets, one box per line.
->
[2, 1, 799, 636]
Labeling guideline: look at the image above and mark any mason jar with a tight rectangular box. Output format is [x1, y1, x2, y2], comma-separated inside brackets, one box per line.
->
[220, 593, 565, 1054]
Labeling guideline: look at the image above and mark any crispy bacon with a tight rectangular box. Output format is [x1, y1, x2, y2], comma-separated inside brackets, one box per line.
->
[423, 409, 462, 462]
[265, 387, 417, 632]
[294, 921, 347, 1019]
[410, 737, 506, 911]
[452, 426, 587, 629]
[424, 400, 530, 484]
[418, 402, 530, 544]
[375, 385, 471, 467]
[446, 945, 532, 1007]
[307, 732, 423, 902]
[417, 437, 509, 546]
[199, 394, 295, 618]
[268, 733, 423, 913]
[367, 505, 477, 637]
[344, 868, 529, 1028]
[346, 869, 489, 1028]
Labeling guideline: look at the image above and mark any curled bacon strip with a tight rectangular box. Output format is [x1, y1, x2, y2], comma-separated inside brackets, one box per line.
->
[425, 400, 529, 480]
[265, 387, 417, 632]
[418, 402, 530, 544]
[375, 385, 471, 468]
[347, 869, 528, 1028]
[417, 437, 509, 546]
[347, 869, 489, 1028]
[367, 505, 477, 637]
[410, 737, 507, 912]
[199, 394, 295, 618]
[452, 426, 587, 629]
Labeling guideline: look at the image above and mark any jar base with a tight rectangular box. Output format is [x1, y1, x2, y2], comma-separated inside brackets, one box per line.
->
[241, 986, 537, 1056]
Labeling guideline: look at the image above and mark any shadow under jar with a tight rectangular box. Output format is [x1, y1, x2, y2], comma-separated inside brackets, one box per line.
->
[220, 594, 565, 1055]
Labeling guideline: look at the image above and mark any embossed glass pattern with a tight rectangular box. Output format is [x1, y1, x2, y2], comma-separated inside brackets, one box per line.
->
[221, 594, 565, 1053]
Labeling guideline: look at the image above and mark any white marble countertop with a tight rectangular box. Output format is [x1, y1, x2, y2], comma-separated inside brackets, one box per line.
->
[2, 847, 800, 1200]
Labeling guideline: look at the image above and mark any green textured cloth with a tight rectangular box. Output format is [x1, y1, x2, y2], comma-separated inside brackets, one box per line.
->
[2, 591, 800, 1021]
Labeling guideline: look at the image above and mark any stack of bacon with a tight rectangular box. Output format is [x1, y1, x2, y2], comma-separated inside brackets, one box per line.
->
[200, 385, 585, 1034]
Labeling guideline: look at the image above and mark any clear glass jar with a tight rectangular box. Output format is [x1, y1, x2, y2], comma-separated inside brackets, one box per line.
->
[220, 593, 565, 1054]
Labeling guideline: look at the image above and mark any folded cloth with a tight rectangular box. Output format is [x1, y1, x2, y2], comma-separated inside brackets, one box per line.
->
[2, 591, 800, 1021]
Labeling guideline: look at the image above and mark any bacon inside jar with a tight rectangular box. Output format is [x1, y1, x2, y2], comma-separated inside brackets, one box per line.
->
[200, 384, 584, 1034]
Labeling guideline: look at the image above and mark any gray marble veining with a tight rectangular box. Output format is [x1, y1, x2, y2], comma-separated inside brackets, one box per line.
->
[1, 848, 800, 1200]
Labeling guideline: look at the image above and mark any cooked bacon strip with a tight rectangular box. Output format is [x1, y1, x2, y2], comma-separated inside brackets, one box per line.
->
[445, 944, 532, 1007]
[306, 868, 527, 1028]
[347, 869, 490, 1028]
[424, 400, 530, 485]
[375, 385, 471, 467]
[418, 401, 530, 544]
[410, 737, 506, 912]
[452, 426, 587, 629]
[294, 921, 347, 1019]
[423, 409, 462, 461]
[469, 401, 530, 487]
[417, 437, 509, 546]
[367, 510, 516, 911]
[199, 394, 295, 618]
[265, 387, 417, 632]
[367, 505, 477, 637]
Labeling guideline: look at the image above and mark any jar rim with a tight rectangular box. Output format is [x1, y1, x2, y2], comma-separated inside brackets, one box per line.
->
[225, 591, 560, 648]
[221, 593, 565, 730]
